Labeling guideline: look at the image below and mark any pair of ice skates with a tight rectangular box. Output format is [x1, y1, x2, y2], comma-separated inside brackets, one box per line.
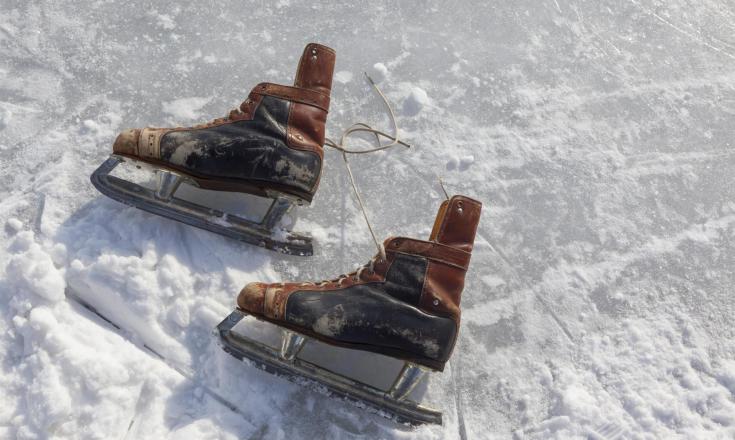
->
[91, 43, 481, 425]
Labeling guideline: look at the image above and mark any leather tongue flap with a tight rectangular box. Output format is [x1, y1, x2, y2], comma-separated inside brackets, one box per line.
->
[294, 43, 336, 94]
[429, 195, 482, 252]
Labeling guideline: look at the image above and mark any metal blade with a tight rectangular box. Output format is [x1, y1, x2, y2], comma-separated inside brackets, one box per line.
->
[90, 155, 313, 256]
[216, 310, 443, 425]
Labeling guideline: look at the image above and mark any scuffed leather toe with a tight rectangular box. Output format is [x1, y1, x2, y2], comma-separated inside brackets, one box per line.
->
[237, 282, 268, 314]
[112, 128, 140, 156]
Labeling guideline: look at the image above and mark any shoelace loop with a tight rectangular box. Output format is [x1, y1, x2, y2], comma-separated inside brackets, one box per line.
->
[324, 73, 408, 261]
[309, 73, 407, 287]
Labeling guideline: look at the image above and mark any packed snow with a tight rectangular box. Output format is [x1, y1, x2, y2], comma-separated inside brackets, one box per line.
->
[2, 1, 735, 439]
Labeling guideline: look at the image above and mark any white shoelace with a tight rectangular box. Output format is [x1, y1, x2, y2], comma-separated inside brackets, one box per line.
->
[324, 73, 408, 261]
[310, 73, 409, 286]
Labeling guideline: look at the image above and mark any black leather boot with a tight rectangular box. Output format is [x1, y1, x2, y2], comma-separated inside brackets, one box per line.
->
[111, 43, 335, 203]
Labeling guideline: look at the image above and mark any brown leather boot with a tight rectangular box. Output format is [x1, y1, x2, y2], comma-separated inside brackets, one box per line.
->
[110, 43, 335, 203]
[237, 195, 482, 371]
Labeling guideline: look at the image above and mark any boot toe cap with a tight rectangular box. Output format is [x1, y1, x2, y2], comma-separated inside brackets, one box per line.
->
[237, 282, 268, 314]
[112, 128, 141, 156]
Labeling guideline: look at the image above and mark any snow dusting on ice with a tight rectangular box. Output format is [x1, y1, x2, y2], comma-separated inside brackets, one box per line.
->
[334, 70, 353, 84]
[2, 1, 735, 439]
[162, 97, 212, 121]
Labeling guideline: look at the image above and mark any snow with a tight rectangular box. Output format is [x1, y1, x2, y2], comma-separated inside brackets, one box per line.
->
[0, 107, 11, 130]
[7, 231, 66, 302]
[370, 62, 389, 83]
[402, 86, 430, 116]
[334, 70, 353, 84]
[2, 1, 735, 439]
[6, 217, 23, 233]
[162, 97, 212, 121]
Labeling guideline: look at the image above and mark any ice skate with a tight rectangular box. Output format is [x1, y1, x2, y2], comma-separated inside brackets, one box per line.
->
[90, 43, 336, 255]
[217, 195, 482, 424]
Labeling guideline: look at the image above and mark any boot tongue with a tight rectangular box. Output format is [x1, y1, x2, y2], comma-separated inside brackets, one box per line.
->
[294, 43, 335, 95]
[429, 195, 482, 252]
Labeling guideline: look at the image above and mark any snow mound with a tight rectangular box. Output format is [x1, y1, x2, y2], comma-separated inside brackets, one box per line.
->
[6, 231, 65, 302]
[370, 62, 389, 83]
[402, 86, 429, 116]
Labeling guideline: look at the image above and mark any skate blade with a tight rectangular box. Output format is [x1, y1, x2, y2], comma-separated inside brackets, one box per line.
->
[216, 309, 443, 425]
[90, 155, 313, 256]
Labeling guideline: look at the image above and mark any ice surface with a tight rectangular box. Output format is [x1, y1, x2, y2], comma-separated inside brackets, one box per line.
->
[2, 1, 735, 439]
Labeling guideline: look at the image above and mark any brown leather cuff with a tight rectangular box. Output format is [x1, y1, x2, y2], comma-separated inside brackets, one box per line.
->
[252, 83, 330, 112]
[385, 237, 472, 270]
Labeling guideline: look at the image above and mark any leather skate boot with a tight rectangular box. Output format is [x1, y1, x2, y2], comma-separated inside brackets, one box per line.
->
[91, 43, 335, 254]
[112, 43, 335, 203]
[236, 195, 482, 371]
